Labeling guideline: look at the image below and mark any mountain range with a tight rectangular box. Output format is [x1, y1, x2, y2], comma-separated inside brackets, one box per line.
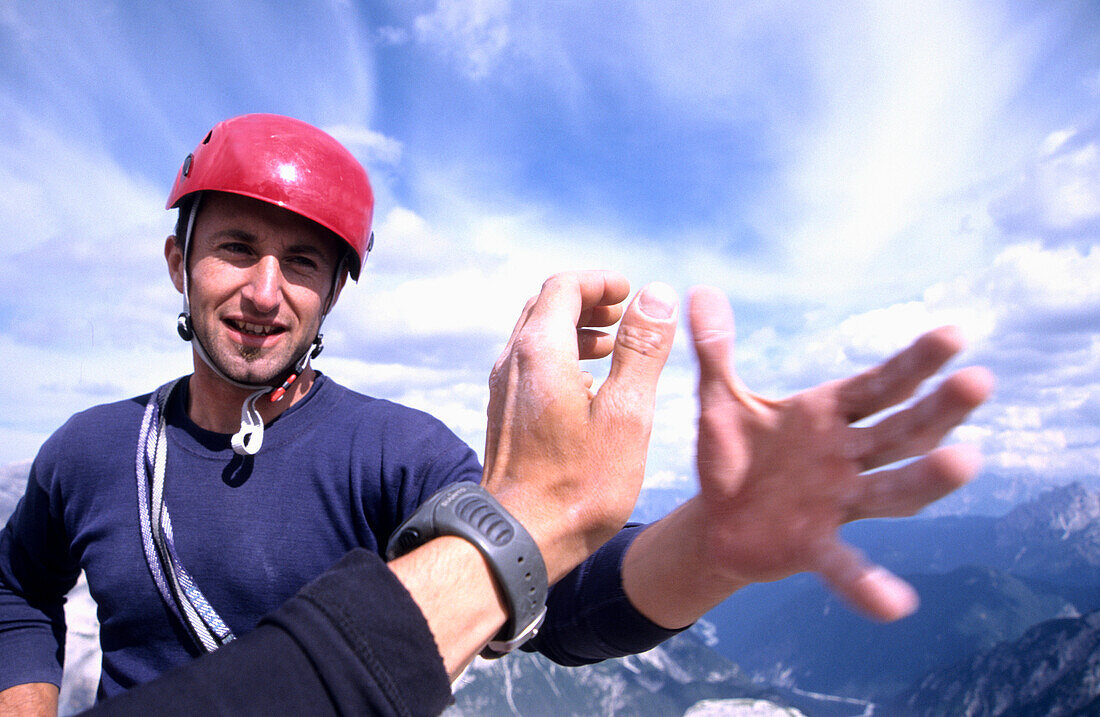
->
[707, 481, 1100, 701]
[894, 608, 1100, 716]
[447, 628, 864, 717]
[0, 459, 30, 518]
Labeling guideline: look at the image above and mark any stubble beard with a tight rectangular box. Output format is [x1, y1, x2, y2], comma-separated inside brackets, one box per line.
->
[192, 314, 309, 387]
[236, 344, 264, 362]
[225, 339, 306, 386]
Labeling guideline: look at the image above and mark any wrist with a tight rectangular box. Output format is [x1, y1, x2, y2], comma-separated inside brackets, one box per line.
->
[387, 482, 548, 657]
[386, 536, 506, 677]
[622, 498, 749, 629]
[486, 481, 611, 585]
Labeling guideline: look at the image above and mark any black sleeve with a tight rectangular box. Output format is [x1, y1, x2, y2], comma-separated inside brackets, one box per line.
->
[81, 549, 451, 717]
[529, 524, 688, 665]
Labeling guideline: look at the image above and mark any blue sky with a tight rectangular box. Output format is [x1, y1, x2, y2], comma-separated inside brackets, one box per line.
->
[1, 0, 1098, 511]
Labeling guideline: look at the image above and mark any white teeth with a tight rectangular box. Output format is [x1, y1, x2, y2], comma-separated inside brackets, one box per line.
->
[233, 320, 278, 336]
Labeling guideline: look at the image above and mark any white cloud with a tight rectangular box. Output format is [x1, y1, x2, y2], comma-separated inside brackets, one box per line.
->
[334, 194, 680, 360]
[366, 206, 471, 276]
[645, 367, 699, 490]
[440, 2, 1051, 318]
[0, 334, 192, 463]
[636, 234, 1097, 488]
[992, 126, 1100, 247]
[396, 381, 489, 454]
[333, 122, 1096, 488]
[323, 124, 404, 166]
[906, 244, 1094, 473]
[0, 112, 188, 464]
[0, 110, 167, 258]
[414, 0, 512, 80]
[992, 428, 1068, 471]
[1, 0, 1095, 507]
[772, 2, 1031, 294]
[985, 242, 1100, 321]
[319, 356, 490, 454]
[1032, 138, 1100, 231]
[643, 469, 693, 491]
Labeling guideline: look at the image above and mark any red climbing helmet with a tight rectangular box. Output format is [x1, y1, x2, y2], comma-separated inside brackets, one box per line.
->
[166, 113, 374, 279]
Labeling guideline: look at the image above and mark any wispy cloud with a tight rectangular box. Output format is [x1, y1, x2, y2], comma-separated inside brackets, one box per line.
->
[993, 126, 1100, 248]
[413, 0, 512, 80]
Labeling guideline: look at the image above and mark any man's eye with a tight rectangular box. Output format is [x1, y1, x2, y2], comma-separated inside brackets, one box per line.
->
[222, 242, 251, 255]
[288, 256, 319, 271]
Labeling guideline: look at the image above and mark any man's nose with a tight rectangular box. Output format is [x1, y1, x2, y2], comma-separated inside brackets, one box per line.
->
[241, 255, 282, 314]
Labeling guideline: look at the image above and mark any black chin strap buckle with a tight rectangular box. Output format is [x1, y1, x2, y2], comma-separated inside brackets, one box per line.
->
[176, 313, 193, 341]
[310, 334, 324, 360]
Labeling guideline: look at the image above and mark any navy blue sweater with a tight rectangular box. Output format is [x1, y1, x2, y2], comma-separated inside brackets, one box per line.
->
[0, 375, 679, 701]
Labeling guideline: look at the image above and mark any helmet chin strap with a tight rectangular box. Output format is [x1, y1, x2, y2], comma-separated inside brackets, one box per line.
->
[225, 336, 323, 456]
[175, 192, 328, 457]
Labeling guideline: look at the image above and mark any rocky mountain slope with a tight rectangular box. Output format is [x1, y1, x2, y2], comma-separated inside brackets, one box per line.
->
[0, 460, 101, 715]
[853, 481, 1100, 609]
[716, 565, 1078, 700]
[706, 483, 1100, 700]
[447, 629, 865, 717]
[894, 609, 1100, 716]
[0, 459, 31, 517]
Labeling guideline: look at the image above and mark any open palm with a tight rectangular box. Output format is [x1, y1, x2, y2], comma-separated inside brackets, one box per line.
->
[688, 286, 993, 621]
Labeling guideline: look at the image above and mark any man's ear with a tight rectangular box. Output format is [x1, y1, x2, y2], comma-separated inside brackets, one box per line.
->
[165, 236, 185, 294]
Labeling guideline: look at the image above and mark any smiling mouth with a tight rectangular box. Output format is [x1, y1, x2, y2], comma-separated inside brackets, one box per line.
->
[226, 319, 284, 337]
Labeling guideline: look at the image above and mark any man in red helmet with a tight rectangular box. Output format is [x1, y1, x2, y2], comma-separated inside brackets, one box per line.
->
[164, 113, 377, 459]
[0, 114, 991, 715]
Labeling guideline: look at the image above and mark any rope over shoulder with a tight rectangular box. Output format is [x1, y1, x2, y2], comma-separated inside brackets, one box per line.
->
[136, 379, 236, 653]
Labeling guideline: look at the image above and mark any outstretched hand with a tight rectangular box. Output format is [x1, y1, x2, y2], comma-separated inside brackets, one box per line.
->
[690, 286, 993, 619]
[393, 271, 678, 677]
[624, 286, 993, 627]
[482, 271, 680, 583]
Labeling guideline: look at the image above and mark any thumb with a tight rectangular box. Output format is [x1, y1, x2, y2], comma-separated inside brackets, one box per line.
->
[688, 286, 748, 497]
[599, 282, 679, 407]
[688, 285, 734, 389]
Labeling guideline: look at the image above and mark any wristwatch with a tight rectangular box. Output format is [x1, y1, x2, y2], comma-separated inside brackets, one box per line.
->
[385, 482, 548, 658]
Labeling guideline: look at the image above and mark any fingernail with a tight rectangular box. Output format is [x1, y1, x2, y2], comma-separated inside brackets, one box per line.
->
[637, 282, 678, 319]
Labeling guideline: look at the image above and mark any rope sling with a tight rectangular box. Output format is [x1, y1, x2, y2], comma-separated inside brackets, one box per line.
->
[136, 379, 235, 652]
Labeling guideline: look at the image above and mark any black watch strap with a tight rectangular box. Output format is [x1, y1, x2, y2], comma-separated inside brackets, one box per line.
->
[385, 482, 548, 658]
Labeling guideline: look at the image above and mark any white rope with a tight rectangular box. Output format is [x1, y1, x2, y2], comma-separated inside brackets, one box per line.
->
[137, 379, 236, 653]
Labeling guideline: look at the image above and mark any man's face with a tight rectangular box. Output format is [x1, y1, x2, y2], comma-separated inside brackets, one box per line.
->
[172, 192, 345, 386]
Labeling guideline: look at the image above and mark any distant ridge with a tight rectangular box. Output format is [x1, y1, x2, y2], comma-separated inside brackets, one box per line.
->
[448, 629, 860, 717]
[0, 459, 101, 715]
[712, 564, 1076, 700]
[706, 483, 1100, 700]
[895, 609, 1100, 716]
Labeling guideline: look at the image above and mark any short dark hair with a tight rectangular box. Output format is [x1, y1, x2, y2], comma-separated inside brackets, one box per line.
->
[173, 195, 196, 248]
